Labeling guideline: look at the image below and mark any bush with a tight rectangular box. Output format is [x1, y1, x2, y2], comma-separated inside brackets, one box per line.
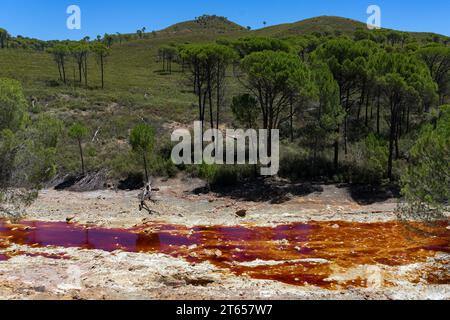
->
[188, 163, 255, 187]
[349, 134, 388, 184]
[150, 156, 178, 178]
[278, 145, 335, 181]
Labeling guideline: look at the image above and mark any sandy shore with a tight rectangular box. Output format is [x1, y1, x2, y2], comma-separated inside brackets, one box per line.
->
[24, 177, 400, 228]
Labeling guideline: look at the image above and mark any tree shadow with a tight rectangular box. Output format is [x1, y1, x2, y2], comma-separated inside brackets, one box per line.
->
[192, 178, 324, 204]
[347, 183, 401, 205]
[154, 70, 172, 75]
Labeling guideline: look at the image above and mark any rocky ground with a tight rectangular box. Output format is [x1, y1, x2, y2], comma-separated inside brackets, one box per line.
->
[24, 177, 400, 228]
[0, 177, 448, 300]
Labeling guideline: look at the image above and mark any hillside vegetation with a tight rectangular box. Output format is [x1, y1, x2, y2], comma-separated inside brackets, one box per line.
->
[0, 15, 449, 218]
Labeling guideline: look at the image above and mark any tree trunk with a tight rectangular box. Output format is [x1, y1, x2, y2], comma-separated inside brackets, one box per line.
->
[289, 96, 294, 142]
[365, 88, 370, 128]
[208, 87, 214, 129]
[334, 126, 340, 172]
[376, 94, 381, 135]
[344, 114, 348, 155]
[143, 154, 149, 183]
[207, 70, 214, 129]
[357, 83, 365, 121]
[344, 88, 350, 155]
[84, 56, 88, 87]
[216, 77, 220, 131]
[57, 62, 63, 82]
[100, 56, 104, 89]
[78, 62, 82, 83]
[406, 104, 410, 133]
[78, 139, 85, 176]
[62, 60, 66, 84]
[387, 103, 397, 181]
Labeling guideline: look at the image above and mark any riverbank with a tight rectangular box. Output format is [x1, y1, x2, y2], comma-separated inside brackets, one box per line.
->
[25, 177, 400, 228]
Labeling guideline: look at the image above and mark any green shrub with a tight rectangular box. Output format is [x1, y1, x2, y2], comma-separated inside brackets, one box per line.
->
[278, 145, 335, 181]
[188, 163, 255, 187]
[150, 156, 178, 178]
[349, 134, 388, 184]
[401, 105, 450, 218]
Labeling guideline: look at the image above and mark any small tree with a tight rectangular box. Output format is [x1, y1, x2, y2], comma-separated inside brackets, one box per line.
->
[92, 43, 110, 89]
[0, 82, 59, 216]
[0, 78, 27, 132]
[130, 124, 154, 182]
[0, 78, 27, 192]
[68, 123, 88, 176]
[103, 33, 114, 48]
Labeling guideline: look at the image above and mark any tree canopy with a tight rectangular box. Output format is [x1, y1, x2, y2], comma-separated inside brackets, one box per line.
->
[130, 124, 155, 182]
[401, 104, 450, 220]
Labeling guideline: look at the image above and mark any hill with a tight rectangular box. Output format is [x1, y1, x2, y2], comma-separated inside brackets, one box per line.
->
[160, 15, 246, 35]
[254, 16, 365, 37]
[254, 16, 448, 42]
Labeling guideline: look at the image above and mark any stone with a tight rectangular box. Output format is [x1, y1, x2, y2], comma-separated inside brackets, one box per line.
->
[366, 266, 384, 289]
[235, 209, 247, 218]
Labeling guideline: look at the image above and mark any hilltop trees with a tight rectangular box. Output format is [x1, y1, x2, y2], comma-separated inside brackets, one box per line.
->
[0, 28, 10, 48]
[231, 37, 290, 57]
[130, 124, 155, 182]
[136, 27, 146, 39]
[103, 34, 114, 48]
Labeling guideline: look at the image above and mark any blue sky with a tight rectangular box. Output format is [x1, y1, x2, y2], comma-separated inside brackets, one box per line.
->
[0, 0, 449, 40]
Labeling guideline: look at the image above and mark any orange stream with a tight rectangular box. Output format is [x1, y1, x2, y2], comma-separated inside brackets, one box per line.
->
[0, 219, 448, 288]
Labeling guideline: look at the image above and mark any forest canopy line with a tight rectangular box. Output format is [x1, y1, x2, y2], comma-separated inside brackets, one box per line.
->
[0, 15, 449, 218]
